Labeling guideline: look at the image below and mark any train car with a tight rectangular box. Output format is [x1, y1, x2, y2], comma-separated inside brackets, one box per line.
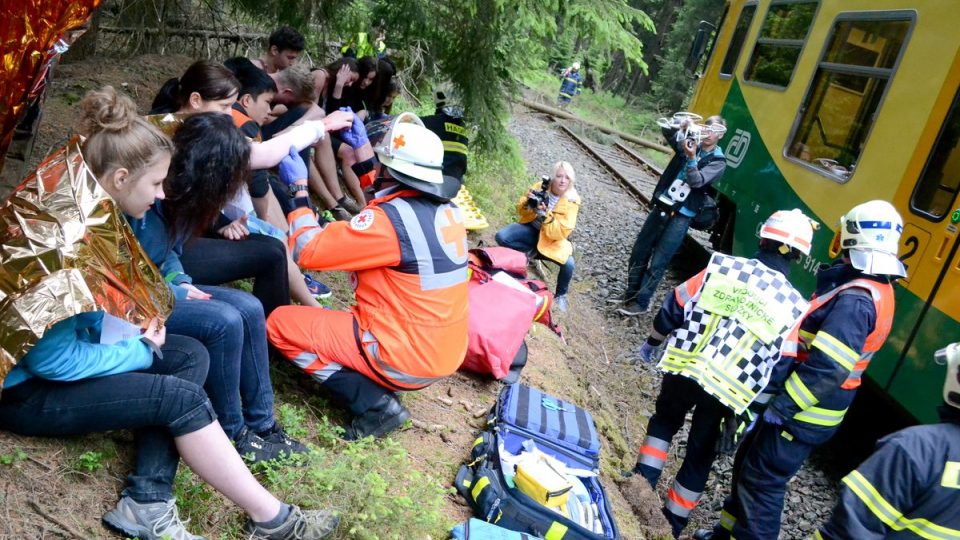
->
[684, 0, 960, 423]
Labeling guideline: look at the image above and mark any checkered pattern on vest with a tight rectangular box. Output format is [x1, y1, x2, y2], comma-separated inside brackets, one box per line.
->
[659, 253, 809, 413]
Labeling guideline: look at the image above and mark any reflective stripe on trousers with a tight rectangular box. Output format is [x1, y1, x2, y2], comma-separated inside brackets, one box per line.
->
[360, 329, 442, 389]
[638, 435, 670, 469]
[665, 479, 702, 518]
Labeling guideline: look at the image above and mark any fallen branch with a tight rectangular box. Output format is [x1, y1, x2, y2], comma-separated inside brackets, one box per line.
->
[27, 501, 85, 539]
[101, 25, 266, 42]
[519, 98, 672, 154]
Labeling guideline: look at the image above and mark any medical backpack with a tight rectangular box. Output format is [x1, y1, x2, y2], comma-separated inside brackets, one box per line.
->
[456, 384, 620, 540]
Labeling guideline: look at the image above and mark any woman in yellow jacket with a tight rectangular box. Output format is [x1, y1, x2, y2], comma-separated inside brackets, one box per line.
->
[495, 161, 580, 311]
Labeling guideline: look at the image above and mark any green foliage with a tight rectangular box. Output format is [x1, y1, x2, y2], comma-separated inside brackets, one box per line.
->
[173, 407, 452, 539]
[0, 448, 27, 466]
[75, 451, 104, 472]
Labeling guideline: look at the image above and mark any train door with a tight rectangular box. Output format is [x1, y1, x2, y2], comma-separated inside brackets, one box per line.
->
[689, 1, 758, 115]
[883, 79, 960, 423]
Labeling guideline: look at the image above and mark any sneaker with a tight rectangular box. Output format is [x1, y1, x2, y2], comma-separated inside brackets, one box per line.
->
[343, 395, 411, 441]
[234, 426, 293, 463]
[330, 206, 353, 221]
[616, 301, 649, 317]
[103, 497, 202, 540]
[337, 196, 363, 214]
[692, 529, 715, 540]
[303, 274, 332, 299]
[258, 423, 309, 455]
[554, 295, 568, 312]
[245, 505, 339, 540]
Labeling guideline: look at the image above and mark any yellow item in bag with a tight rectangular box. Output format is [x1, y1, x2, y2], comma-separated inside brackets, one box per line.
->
[515, 459, 573, 508]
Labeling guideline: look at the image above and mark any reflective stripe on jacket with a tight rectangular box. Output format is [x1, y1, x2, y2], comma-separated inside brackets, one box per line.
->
[559, 71, 582, 98]
[769, 266, 894, 444]
[287, 189, 469, 388]
[815, 421, 960, 540]
[659, 253, 808, 413]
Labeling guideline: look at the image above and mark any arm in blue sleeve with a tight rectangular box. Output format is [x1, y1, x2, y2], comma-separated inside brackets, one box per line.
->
[770, 293, 875, 419]
[21, 314, 154, 381]
[163, 239, 192, 286]
[651, 292, 686, 343]
[817, 432, 924, 539]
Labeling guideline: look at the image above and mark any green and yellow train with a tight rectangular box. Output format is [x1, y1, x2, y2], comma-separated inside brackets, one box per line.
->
[685, 0, 960, 423]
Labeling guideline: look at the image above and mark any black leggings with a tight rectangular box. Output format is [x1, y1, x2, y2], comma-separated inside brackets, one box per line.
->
[180, 234, 290, 316]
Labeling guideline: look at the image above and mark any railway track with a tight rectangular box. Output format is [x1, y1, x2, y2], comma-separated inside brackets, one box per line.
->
[551, 118, 714, 252]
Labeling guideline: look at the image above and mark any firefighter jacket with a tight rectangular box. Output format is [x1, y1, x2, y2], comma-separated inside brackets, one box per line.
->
[768, 263, 895, 445]
[558, 70, 582, 99]
[814, 410, 960, 539]
[287, 188, 469, 389]
[422, 111, 468, 181]
[515, 182, 580, 264]
[656, 252, 808, 414]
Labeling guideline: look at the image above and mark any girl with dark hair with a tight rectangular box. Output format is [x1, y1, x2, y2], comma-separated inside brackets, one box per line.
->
[361, 56, 396, 119]
[311, 57, 360, 113]
[131, 111, 307, 463]
[0, 86, 338, 540]
[151, 59, 241, 115]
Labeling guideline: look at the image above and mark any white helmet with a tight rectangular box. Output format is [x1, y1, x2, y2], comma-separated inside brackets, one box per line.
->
[572, 62, 581, 70]
[374, 112, 459, 200]
[934, 342, 960, 410]
[833, 200, 906, 277]
[759, 209, 817, 256]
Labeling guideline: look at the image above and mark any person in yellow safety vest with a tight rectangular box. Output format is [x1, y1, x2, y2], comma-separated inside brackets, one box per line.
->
[266, 113, 468, 441]
[812, 341, 960, 539]
[695, 200, 905, 540]
[630, 209, 815, 539]
[341, 31, 384, 59]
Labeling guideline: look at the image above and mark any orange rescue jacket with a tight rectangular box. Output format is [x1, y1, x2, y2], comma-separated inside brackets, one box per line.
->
[288, 189, 469, 388]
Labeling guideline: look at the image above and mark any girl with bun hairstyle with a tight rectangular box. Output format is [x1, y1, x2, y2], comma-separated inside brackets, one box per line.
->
[0, 87, 339, 540]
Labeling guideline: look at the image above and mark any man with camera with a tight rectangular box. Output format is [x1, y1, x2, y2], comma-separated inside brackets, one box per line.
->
[618, 115, 727, 316]
[494, 161, 580, 312]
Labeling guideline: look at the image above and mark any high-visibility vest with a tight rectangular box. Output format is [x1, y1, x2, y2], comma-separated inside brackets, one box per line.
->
[660, 253, 809, 413]
[799, 278, 894, 390]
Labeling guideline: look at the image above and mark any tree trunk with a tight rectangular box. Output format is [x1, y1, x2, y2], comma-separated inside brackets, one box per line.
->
[633, 0, 683, 96]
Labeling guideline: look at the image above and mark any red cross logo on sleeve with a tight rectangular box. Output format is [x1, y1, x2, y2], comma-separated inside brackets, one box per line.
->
[439, 207, 466, 260]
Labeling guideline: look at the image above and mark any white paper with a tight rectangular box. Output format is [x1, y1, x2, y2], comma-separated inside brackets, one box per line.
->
[100, 313, 142, 345]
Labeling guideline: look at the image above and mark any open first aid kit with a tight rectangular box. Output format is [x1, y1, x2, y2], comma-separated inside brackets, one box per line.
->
[456, 384, 620, 539]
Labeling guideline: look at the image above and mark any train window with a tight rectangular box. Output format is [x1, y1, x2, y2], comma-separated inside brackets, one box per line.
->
[743, 0, 818, 89]
[719, 3, 757, 78]
[911, 87, 960, 221]
[785, 14, 913, 183]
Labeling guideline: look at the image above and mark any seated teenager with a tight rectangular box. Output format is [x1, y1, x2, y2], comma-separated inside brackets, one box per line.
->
[257, 62, 363, 220]
[267, 113, 468, 440]
[0, 87, 338, 540]
[152, 60, 352, 305]
[252, 25, 305, 74]
[128, 105, 307, 462]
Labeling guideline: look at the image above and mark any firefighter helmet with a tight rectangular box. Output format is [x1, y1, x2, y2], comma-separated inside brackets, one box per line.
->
[934, 342, 960, 410]
[759, 209, 817, 256]
[830, 200, 906, 277]
[374, 112, 459, 200]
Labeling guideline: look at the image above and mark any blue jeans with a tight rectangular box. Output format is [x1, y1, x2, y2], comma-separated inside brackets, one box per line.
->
[495, 222, 575, 296]
[165, 285, 274, 440]
[625, 210, 691, 307]
[0, 334, 214, 503]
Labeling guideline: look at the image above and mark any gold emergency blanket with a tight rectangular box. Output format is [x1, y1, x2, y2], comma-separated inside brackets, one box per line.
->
[0, 138, 174, 384]
[0, 0, 102, 171]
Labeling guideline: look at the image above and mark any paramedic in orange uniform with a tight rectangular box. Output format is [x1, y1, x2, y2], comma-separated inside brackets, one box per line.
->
[267, 113, 468, 440]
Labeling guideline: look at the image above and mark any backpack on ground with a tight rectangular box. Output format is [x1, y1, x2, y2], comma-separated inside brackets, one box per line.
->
[451, 518, 544, 539]
[456, 383, 620, 540]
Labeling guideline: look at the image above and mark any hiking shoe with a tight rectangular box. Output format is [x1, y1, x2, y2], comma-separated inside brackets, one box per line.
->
[103, 497, 203, 540]
[337, 196, 363, 214]
[554, 295, 568, 313]
[258, 423, 309, 455]
[234, 426, 293, 463]
[331, 206, 353, 222]
[343, 395, 410, 441]
[616, 301, 649, 317]
[303, 274, 332, 299]
[245, 505, 339, 540]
